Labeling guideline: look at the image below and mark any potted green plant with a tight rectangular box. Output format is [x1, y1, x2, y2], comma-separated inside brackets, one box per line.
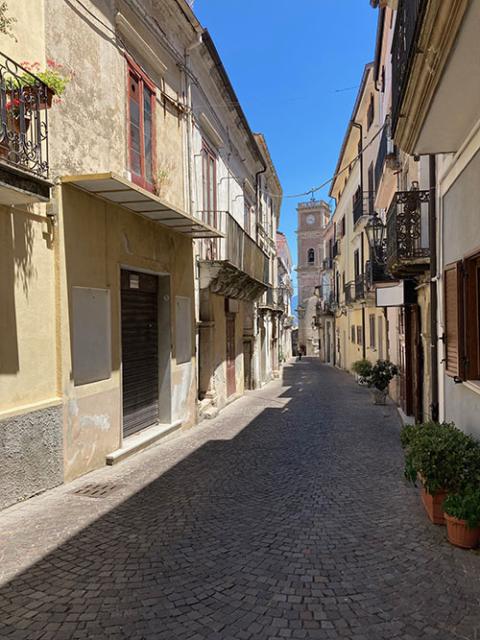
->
[351, 359, 372, 385]
[366, 360, 398, 404]
[443, 488, 480, 549]
[403, 422, 480, 524]
[16, 59, 71, 109]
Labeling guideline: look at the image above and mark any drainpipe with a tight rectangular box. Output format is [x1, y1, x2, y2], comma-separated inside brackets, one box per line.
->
[429, 154, 439, 422]
[255, 165, 267, 240]
[352, 121, 366, 360]
[185, 32, 203, 217]
[352, 121, 363, 196]
[184, 31, 203, 407]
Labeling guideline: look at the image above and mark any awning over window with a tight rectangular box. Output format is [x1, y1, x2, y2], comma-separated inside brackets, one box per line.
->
[61, 172, 222, 238]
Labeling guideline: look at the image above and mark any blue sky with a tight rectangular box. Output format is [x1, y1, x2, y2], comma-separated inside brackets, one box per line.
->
[195, 0, 378, 298]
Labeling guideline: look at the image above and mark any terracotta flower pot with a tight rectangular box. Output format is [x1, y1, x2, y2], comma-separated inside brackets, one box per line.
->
[445, 513, 480, 549]
[421, 485, 447, 525]
[22, 85, 55, 110]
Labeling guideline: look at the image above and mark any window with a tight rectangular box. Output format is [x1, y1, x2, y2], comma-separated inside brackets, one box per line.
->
[369, 314, 376, 349]
[351, 326, 356, 343]
[354, 249, 360, 280]
[367, 163, 375, 214]
[127, 60, 155, 191]
[444, 258, 466, 379]
[357, 326, 363, 346]
[202, 141, 217, 228]
[444, 255, 480, 381]
[307, 248, 315, 264]
[367, 94, 375, 130]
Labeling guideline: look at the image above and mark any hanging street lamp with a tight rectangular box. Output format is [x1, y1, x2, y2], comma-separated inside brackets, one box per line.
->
[365, 212, 386, 263]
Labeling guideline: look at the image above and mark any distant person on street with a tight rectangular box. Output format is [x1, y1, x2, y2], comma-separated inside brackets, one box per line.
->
[298, 344, 305, 360]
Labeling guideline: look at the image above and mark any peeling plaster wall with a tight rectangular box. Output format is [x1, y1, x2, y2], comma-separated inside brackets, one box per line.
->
[0, 405, 63, 511]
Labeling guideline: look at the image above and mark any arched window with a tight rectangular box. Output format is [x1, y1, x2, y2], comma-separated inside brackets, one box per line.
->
[307, 248, 315, 264]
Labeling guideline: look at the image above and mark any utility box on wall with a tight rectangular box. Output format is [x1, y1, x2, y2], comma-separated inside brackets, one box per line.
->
[72, 287, 111, 385]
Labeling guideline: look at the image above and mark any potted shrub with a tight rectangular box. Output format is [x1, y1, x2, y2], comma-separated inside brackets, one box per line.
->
[403, 422, 480, 524]
[351, 359, 372, 385]
[367, 360, 398, 404]
[444, 488, 480, 549]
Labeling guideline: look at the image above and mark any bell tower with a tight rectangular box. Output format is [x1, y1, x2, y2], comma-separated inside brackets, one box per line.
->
[296, 199, 331, 306]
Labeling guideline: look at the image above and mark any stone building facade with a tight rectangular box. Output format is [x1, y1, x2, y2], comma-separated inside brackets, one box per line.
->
[296, 199, 331, 356]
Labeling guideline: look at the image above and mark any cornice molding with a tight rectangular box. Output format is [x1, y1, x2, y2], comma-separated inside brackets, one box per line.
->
[394, 0, 470, 154]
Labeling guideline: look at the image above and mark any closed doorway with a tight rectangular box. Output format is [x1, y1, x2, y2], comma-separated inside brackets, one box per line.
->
[226, 313, 236, 397]
[121, 270, 159, 437]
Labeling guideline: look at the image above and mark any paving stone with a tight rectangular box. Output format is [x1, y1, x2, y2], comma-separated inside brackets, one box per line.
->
[0, 360, 479, 639]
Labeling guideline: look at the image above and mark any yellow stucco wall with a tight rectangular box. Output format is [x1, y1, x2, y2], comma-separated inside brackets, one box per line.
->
[60, 185, 196, 481]
[0, 204, 58, 416]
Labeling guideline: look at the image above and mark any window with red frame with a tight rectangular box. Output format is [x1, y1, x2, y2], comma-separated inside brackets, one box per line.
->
[127, 61, 155, 191]
[202, 141, 217, 228]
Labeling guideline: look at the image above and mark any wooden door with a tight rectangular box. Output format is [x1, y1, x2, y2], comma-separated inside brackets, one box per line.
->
[226, 313, 236, 397]
[121, 270, 159, 437]
[409, 305, 423, 423]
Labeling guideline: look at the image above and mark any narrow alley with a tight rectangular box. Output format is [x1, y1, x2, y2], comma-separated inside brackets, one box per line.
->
[1, 359, 479, 640]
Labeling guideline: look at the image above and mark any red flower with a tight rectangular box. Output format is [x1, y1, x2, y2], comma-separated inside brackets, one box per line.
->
[6, 97, 20, 110]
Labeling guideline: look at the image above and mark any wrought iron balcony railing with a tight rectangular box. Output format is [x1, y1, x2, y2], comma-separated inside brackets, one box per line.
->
[316, 290, 335, 315]
[354, 273, 366, 301]
[353, 187, 376, 225]
[365, 255, 394, 288]
[200, 211, 270, 286]
[391, 0, 426, 133]
[0, 52, 50, 180]
[261, 286, 287, 311]
[375, 120, 399, 189]
[344, 281, 355, 306]
[386, 188, 430, 278]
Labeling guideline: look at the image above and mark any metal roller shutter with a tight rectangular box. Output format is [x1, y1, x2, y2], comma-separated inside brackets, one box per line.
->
[121, 270, 159, 437]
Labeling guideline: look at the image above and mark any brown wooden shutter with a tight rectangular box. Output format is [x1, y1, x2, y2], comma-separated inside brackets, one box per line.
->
[444, 261, 464, 378]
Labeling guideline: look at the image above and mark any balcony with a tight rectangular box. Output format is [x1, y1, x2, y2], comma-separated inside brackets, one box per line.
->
[259, 287, 287, 313]
[365, 256, 394, 288]
[391, 0, 426, 134]
[199, 211, 270, 301]
[354, 274, 366, 301]
[374, 122, 400, 209]
[386, 188, 430, 279]
[352, 187, 375, 226]
[317, 290, 335, 315]
[344, 274, 367, 305]
[0, 52, 52, 204]
[344, 282, 355, 306]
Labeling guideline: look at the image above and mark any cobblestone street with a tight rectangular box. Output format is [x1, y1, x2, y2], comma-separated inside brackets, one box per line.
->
[1, 360, 480, 640]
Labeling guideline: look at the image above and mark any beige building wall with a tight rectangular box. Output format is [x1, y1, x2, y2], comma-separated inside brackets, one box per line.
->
[0, 0, 200, 505]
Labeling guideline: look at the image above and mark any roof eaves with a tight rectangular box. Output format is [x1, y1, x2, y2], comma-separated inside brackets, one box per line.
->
[328, 62, 373, 199]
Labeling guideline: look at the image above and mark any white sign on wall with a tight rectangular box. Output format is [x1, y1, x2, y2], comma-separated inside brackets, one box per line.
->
[376, 282, 405, 307]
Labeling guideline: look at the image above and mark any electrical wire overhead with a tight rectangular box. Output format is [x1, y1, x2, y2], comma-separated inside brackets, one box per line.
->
[260, 122, 387, 201]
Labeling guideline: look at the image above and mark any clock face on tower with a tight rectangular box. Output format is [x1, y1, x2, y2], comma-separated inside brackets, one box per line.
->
[306, 214, 316, 225]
